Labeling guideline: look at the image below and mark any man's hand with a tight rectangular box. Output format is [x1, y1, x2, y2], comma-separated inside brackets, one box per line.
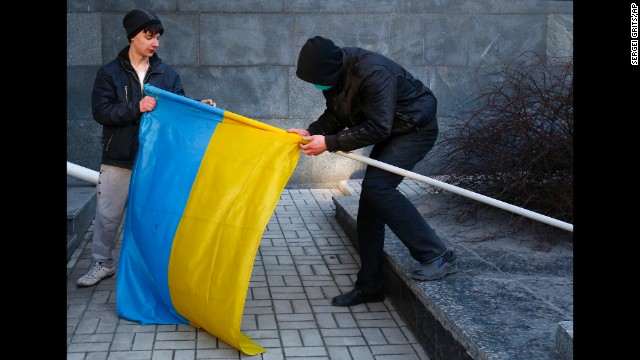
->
[299, 135, 327, 156]
[200, 99, 216, 106]
[140, 96, 157, 113]
[287, 129, 326, 156]
[287, 128, 310, 137]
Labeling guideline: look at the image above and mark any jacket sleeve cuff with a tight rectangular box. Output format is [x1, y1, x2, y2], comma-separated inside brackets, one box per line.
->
[324, 135, 338, 152]
[307, 124, 321, 136]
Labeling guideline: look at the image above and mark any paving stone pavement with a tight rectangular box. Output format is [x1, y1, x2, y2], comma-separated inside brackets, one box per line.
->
[67, 187, 431, 360]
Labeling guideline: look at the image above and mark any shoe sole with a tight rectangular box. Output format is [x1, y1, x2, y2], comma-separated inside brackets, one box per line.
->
[76, 272, 115, 288]
[411, 264, 459, 281]
[331, 296, 385, 307]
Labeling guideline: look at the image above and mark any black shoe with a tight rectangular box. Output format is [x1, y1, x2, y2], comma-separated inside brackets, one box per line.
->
[411, 250, 459, 281]
[331, 288, 385, 307]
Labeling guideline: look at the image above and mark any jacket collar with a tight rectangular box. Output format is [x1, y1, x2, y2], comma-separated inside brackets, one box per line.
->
[118, 45, 161, 71]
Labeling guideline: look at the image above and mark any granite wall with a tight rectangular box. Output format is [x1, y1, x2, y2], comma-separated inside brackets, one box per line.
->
[67, 0, 573, 188]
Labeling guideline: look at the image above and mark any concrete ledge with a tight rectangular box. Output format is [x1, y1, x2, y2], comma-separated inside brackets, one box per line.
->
[556, 321, 573, 360]
[67, 176, 96, 261]
[67, 234, 80, 262]
[333, 179, 573, 360]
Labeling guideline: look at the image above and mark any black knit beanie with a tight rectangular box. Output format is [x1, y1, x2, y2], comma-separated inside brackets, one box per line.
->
[296, 36, 344, 86]
[123, 9, 162, 40]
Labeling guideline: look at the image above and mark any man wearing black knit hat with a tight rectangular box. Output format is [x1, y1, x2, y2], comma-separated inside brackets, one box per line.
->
[77, 9, 216, 287]
[288, 36, 458, 307]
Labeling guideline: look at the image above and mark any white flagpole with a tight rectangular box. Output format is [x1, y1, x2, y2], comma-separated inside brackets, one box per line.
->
[334, 151, 573, 232]
[67, 162, 99, 185]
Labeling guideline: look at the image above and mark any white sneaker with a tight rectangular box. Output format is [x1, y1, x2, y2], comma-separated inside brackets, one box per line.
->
[76, 262, 115, 287]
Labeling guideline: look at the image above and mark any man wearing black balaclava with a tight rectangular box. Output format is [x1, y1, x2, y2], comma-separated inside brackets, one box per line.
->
[288, 36, 458, 307]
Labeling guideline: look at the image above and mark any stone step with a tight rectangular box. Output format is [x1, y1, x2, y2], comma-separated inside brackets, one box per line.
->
[67, 176, 96, 261]
[334, 179, 573, 360]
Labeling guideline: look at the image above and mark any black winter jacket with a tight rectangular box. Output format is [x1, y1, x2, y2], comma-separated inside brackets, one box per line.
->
[92, 46, 186, 169]
[307, 47, 438, 152]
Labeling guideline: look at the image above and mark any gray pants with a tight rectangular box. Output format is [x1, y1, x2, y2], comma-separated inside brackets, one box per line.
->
[91, 164, 131, 268]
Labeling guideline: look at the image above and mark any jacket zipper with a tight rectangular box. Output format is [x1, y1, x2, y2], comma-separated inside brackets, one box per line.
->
[142, 69, 154, 95]
[105, 134, 114, 152]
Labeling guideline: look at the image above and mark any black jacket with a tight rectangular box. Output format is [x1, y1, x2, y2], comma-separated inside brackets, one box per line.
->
[307, 47, 438, 152]
[91, 46, 185, 169]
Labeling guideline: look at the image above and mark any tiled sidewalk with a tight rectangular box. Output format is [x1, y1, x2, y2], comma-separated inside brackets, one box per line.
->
[67, 188, 429, 360]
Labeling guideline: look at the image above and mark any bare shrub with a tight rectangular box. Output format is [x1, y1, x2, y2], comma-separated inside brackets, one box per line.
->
[430, 52, 573, 235]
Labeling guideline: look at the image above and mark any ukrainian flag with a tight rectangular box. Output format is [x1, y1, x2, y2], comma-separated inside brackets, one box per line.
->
[116, 84, 301, 355]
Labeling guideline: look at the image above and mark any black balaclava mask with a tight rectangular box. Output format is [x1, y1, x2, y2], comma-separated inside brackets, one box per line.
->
[296, 36, 344, 87]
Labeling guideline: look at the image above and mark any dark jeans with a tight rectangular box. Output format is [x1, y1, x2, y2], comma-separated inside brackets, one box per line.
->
[354, 126, 448, 294]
